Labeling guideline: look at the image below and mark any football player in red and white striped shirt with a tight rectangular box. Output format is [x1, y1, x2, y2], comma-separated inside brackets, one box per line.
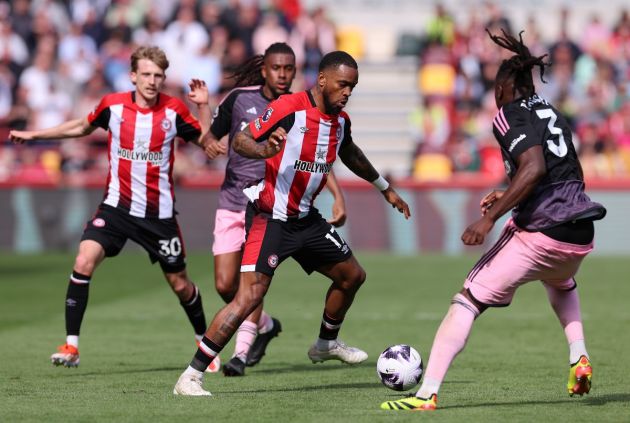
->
[10, 46, 219, 371]
[174, 51, 411, 396]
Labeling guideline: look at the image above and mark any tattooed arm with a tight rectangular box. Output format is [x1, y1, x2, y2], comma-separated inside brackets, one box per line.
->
[338, 139, 411, 219]
[233, 126, 286, 159]
[338, 138, 381, 181]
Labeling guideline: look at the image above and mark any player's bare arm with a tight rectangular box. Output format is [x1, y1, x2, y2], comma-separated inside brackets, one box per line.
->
[480, 190, 505, 216]
[233, 126, 286, 159]
[198, 131, 227, 160]
[186, 79, 214, 147]
[9, 117, 96, 144]
[462, 145, 546, 245]
[325, 171, 347, 227]
[339, 139, 411, 219]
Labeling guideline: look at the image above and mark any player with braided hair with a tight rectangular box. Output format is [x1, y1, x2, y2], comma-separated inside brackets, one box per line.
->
[381, 29, 606, 411]
[201, 42, 347, 377]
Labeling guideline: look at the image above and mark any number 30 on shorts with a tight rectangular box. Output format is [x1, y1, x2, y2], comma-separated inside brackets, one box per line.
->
[159, 237, 182, 257]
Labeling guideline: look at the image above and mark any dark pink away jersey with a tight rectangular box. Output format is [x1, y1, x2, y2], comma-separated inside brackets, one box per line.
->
[87, 92, 201, 219]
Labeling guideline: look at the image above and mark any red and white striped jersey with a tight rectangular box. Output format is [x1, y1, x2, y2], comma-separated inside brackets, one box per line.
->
[244, 91, 351, 221]
[87, 92, 201, 219]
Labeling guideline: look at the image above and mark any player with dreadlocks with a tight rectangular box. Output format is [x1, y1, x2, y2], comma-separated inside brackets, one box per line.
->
[200, 42, 347, 377]
[381, 29, 606, 411]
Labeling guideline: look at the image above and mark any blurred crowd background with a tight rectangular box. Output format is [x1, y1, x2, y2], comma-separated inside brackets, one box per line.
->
[1, 0, 629, 186]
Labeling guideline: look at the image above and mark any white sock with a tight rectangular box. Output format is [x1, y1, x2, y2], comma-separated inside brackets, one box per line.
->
[194, 334, 203, 343]
[569, 340, 588, 364]
[315, 338, 336, 350]
[417, 377, 441, 398]
[183, 365, 203, 379]
[66, 335, 79, 348]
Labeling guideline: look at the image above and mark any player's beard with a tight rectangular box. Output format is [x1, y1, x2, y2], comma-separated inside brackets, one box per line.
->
[323, 95, 342, 115]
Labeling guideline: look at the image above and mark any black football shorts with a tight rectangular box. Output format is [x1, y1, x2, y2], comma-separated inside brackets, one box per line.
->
[81, 204, 186, 273]
[241, 204, 352, 276]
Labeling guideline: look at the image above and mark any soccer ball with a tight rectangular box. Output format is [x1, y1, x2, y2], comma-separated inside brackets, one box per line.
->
[376, 344, 423, 391]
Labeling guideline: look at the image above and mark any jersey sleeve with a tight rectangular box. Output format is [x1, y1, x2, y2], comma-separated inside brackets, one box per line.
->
[86, 95, 111, 130]
[173, 98, 202, 142]
[210, 90, 237, 139]
[248, 97, 295, 142]
[493, 104, 539, 160]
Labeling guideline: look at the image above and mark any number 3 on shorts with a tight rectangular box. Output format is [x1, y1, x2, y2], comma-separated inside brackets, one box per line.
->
[159, 237, 182, 257]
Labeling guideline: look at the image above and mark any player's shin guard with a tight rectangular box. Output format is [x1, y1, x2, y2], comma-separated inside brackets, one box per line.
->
[190, 337, 223, 373]
[65, 271, 91, 336]
[180, 284, 207, 337]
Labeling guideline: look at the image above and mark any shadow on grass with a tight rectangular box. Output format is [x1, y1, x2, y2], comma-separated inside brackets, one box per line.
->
[252, 361, 374, 374]
[218, 381, 381, 394]
[53, 366, 183, 377]
[440, 392, 630, 410]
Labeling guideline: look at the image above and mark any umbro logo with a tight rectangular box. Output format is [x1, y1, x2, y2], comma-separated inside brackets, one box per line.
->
[299, 126, 309, 133]
[246, 107, 257, 115]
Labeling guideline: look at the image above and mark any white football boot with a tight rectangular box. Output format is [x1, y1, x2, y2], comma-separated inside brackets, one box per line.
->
[173, 373, 212, 396]
[308, 339, 368, 364]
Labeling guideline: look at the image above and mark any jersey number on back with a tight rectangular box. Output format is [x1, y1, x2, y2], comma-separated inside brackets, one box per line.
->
[535, 108, 567, 158]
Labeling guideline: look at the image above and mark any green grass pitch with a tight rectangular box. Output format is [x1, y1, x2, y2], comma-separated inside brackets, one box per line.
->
[1, 252, 629, 422]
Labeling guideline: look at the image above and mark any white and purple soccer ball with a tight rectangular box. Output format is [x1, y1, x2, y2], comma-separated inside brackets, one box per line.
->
[376, 344, 423, 391]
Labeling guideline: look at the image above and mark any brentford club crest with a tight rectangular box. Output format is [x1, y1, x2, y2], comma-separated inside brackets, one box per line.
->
[93, 218, 106, 227]
[267, 254, 279, 268]
[160, 118, 172, 132]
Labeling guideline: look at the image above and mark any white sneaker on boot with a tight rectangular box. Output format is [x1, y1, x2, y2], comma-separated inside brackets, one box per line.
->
[173, 372, 212, 396]
[307, 340, 368, 364]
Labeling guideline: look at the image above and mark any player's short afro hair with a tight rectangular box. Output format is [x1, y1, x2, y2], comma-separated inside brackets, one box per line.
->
[319, 51, 358, 72]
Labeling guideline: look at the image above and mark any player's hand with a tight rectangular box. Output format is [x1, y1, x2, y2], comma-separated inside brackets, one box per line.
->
[262, 127, 287, 158]
[9, 130, 35, 144]
[461, 215, 494, 245]
[328, 196, 347, 227]
[202, 138, 227, 159]
[188, 79, 209, 106]
[480, 189, 504, 216]
[381, 187, 411, 219]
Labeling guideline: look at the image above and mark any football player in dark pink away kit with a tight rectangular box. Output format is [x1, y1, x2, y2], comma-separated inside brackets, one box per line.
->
[10, 46, 219, 372]
[381, 30, 606, 411]
[173, 51, 411, 396]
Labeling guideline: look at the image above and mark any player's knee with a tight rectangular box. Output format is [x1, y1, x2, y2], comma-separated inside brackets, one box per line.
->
[73, 254, 96, 276]
[452, 291, 484, 317]
[166, 272, 193, 299]
[335, 264, 366, 292]
[348, 265, 366, 288]
[215, 273, 238, 303]
[234, 276, 268, 309]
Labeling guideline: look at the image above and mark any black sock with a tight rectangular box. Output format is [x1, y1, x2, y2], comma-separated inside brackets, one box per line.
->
[190, 336, 223, 372]
[65, 271, 91, 336]
[180, 285, 207, 336]
[318, 312, 343, 340]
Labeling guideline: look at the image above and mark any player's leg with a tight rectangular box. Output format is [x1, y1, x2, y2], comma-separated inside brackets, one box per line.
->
[382, 220, 527, 410]
[214, 250, 262, 376]
[51, 239, 106, 367]
[52, 206, 126, 368]
[163, 269, 207, 341]
[297, 219, 366, 364]
[307, 255, 368, 364]
[174, 211, 283, 395]
[382, 289, 482, 411]
[544, 281, 592, 396]
[213, 208, 281, 373]
[174, 271, 272, 395]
